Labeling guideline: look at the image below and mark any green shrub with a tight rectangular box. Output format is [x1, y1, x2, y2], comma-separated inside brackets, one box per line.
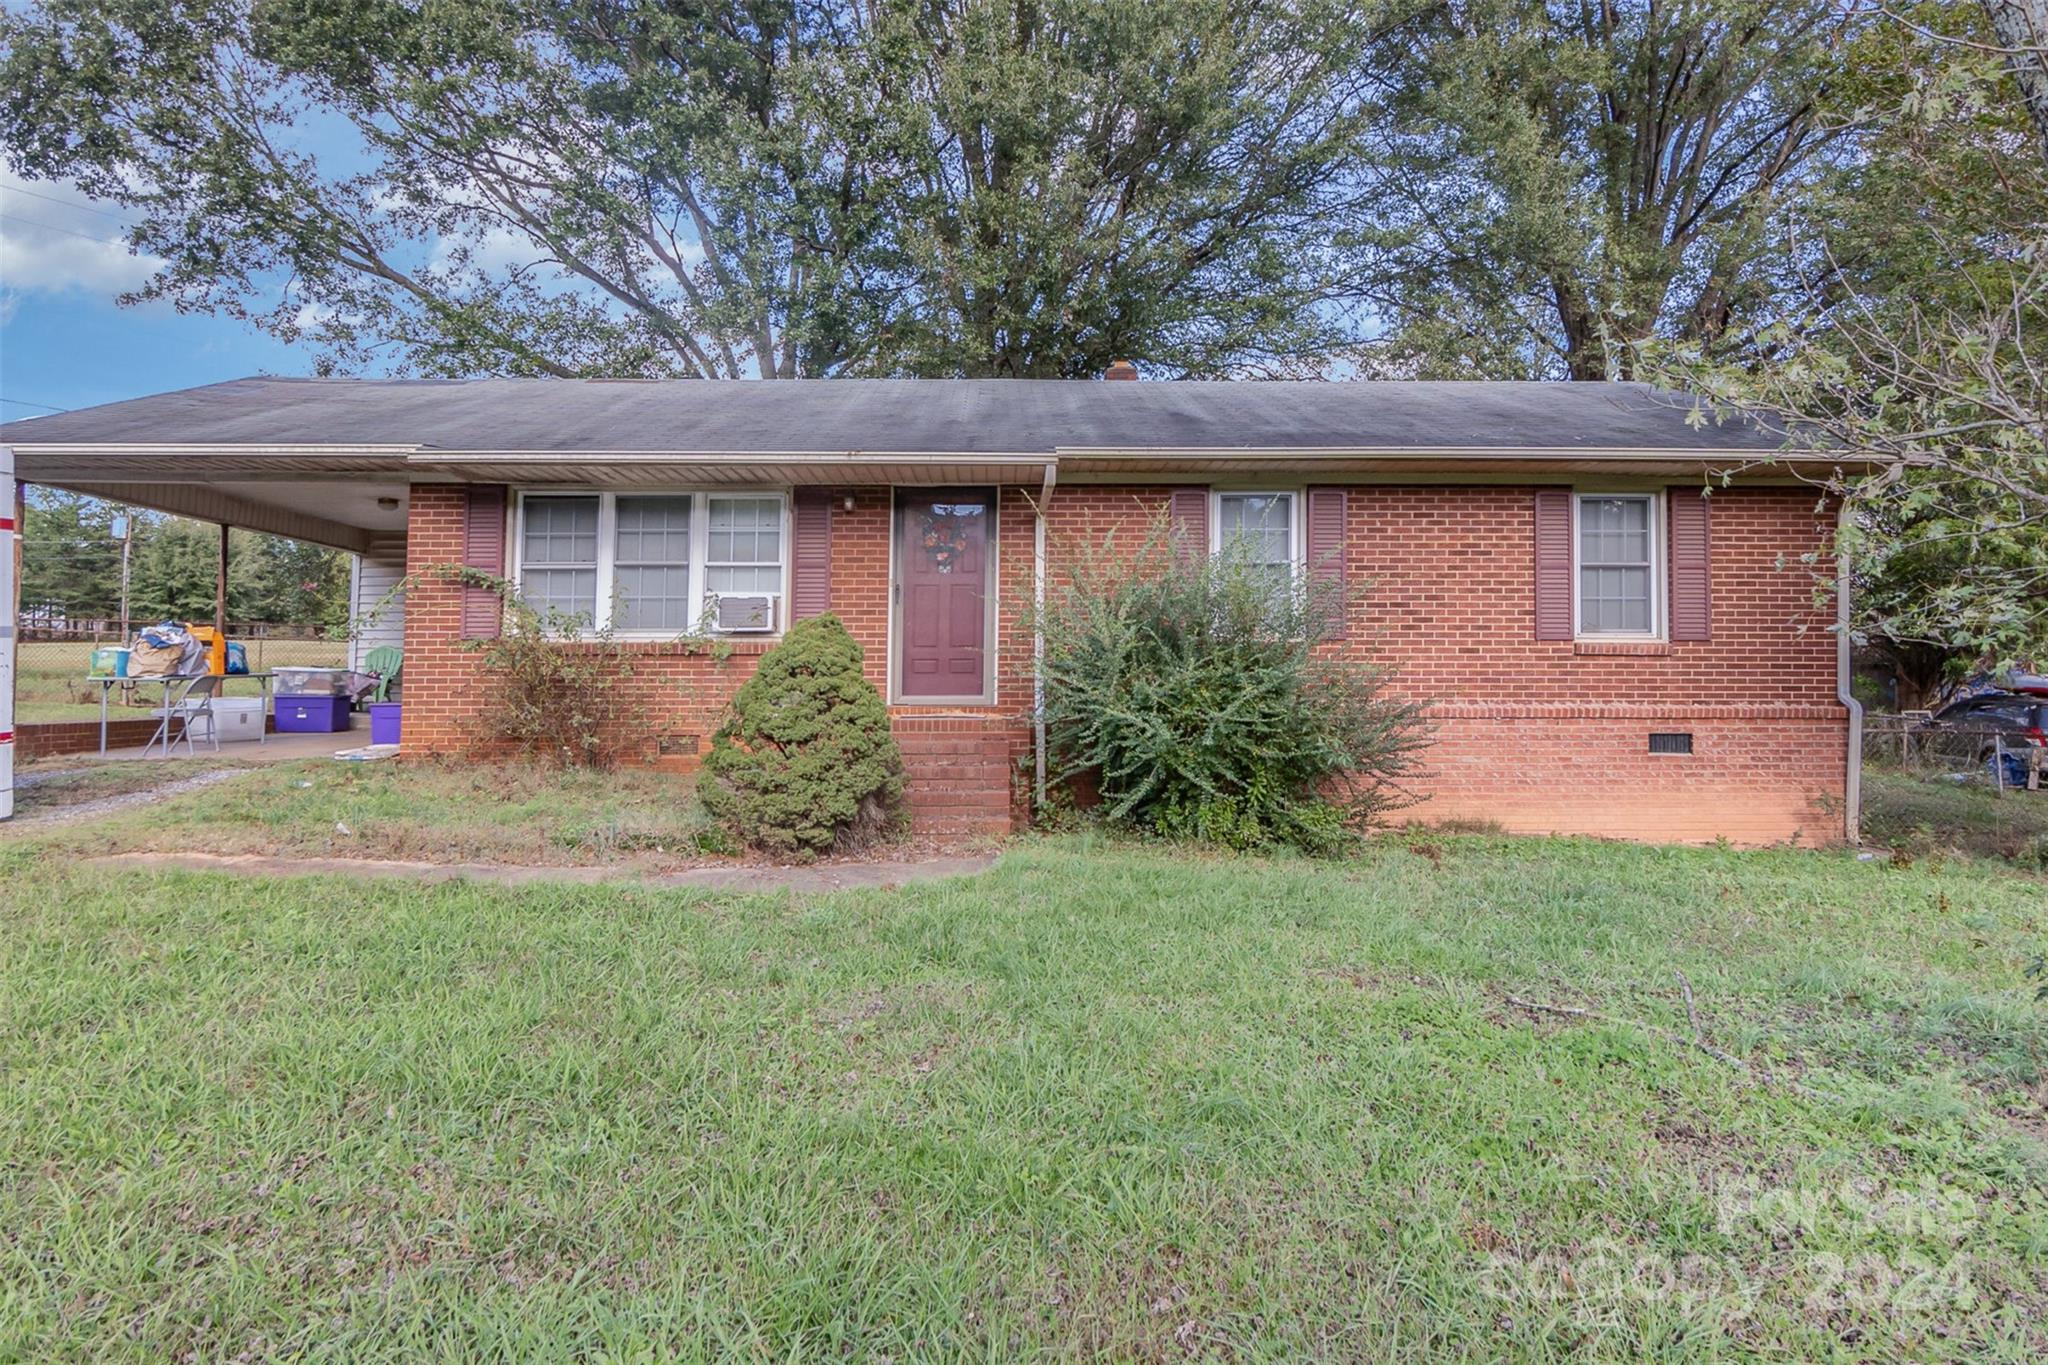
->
[698, 615, 905, 857]
[1038, 523, 1430, 854]
[442, 568, 644, 768]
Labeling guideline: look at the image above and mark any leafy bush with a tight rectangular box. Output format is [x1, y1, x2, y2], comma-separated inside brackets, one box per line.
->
[698, 614, 905, 857]
[446, 568, 646, 768]
[1038, 524, 1429, 854]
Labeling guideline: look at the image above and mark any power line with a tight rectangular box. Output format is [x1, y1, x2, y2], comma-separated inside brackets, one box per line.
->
[0, 211, 129, 248]
[0, 184, 129, 221]
[0, 396, 70, 413]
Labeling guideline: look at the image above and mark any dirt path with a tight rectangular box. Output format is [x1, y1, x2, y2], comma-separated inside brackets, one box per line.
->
[12, 769, 247, 825]
[82, 848, 999, 894]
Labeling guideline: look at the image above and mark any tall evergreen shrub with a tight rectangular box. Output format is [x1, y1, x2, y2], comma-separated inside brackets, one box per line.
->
[1038, 524, 1430, 853]
[698, 615, 905, 857]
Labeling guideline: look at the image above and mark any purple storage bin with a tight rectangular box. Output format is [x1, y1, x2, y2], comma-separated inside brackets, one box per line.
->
[276, 695, 352, 734]
[368, 702, 402, 745]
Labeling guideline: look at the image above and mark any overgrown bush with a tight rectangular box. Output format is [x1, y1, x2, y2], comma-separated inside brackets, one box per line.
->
[698, 614, 905, 857]
[449, 568, 645, 768]
[1038, 524, 1430, 854]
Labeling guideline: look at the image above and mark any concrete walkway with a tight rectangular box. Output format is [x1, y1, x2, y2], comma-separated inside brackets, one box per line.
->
[93, 725, 387, 764]
[84, 849, 999, 894]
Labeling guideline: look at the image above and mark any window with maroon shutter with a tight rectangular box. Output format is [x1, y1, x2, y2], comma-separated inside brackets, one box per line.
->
[1668, 487, 1712, 641]
[790, 488, 833, 619]
[1305, 486, 1348, 639]
[1532, 488, 1573, 640]
[461, 484, 507, 639]
[1168, 487, 1208, 564]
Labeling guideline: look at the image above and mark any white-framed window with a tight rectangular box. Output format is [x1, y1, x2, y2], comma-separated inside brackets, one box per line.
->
[1574, 492, 1662, 638]
[1211, 491, 1300, 596]
[512, 489, 788, 635]
[518, 494, 600, 623]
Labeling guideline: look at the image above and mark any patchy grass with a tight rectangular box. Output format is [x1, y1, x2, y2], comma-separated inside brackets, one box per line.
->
[1, 830, 2044, 1360]
[7, 758, 729, 869]
[1864, 768, 2048, 866]
[8, 758, 260, 817]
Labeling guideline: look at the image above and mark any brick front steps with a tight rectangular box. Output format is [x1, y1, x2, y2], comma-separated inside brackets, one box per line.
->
[893, 715, 1020, 836]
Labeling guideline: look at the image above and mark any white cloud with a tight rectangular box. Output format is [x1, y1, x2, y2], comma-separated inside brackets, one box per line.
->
[0, 172, 163, 300]
[429, 223, 539, 277]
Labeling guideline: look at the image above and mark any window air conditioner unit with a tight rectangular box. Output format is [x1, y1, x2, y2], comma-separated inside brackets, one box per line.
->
[712, 593, 777, 633]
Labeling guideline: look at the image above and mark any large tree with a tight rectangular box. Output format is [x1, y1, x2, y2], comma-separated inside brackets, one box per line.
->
[1655, 3, 2048, 693]
[1358, 0, 1866, 380]
[1, 0, 1398, 379]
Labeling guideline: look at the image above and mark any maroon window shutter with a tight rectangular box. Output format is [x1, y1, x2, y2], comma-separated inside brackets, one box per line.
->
[1168, 487, 1208, 564]
[791, 487, 833, 620]
[1532, 488, 1573, 641]
[460, 484, 507, 640]
[1668, 488, 1712, 641]
[1305, 486, 1348, 639]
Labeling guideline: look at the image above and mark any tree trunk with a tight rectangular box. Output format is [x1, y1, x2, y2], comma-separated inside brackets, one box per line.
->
[1984, 0, 2048, 166]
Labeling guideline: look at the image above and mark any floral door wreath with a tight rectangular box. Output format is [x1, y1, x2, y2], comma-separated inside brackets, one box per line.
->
[919, 504, 983, 574]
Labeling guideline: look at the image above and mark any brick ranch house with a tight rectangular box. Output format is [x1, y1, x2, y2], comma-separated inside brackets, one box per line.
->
[3, 376, 1866, 844]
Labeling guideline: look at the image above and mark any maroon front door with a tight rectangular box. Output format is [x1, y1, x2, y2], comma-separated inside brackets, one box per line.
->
[896, 489, 993, 699]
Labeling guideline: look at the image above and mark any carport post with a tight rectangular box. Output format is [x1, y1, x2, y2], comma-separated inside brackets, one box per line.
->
[215, 522, 228, 641]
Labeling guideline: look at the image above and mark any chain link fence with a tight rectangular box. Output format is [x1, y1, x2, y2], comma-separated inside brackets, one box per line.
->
[1861, 713, 2046, 794]
[16, 626, 347, 719]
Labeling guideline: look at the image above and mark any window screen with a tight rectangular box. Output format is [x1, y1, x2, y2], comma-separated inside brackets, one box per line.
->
[1217, 493, 1295, 598]
[1578, 495, 1654, 634]
[706, 497, 784, 594]
[519, 495, 599, 622]
[613, 495, 692, 631]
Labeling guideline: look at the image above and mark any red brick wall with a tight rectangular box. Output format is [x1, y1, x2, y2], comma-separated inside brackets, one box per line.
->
[1031, 484, 1847, 845]
[400, 480, 1847, 845]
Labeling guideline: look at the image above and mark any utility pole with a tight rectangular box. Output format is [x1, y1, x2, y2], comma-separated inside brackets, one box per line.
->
[112, 512, 132, 641]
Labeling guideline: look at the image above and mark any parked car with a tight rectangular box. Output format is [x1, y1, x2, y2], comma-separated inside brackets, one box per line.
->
[1913, 692, 2048, 765]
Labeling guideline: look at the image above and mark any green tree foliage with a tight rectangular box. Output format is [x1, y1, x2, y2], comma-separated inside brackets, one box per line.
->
[0, 0, 1392, 379]
[1652, 4, 2048, 687]
[1038, 524, 1430, 854]
[124, 520, 352, 628]
[1359, 0, 1865, 380]
[698, 615, 905, 857]
[22, 486, 350, 632]
[18, 490, 123, 624]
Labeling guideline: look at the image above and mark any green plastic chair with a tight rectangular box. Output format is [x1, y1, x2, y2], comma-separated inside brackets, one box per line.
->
[363, 646, 403, 702]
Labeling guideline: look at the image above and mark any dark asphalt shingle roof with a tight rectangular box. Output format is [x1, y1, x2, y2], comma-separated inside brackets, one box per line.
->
[0, 376, 1787, 455]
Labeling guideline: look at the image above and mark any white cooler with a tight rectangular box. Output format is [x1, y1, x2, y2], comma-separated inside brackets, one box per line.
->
[214, 697, 266, 743]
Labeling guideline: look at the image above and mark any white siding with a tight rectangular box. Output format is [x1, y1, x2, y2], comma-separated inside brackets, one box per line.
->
[348, 534, 407, 673]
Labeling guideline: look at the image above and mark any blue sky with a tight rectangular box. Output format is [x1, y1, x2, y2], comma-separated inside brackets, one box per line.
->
[0, 172, 350, 422]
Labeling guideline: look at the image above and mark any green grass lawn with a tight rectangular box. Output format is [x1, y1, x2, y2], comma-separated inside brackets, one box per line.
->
[1, 778, 2045, 1360]
[1864, 768, 2048, 864]
[16, 758, 729, 866]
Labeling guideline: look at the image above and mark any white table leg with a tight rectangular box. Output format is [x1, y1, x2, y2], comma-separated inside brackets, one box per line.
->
[99, 681, 109, 756]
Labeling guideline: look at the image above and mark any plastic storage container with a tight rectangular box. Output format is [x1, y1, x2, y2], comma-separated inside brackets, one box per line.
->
[89, 646, 130, 678]
[276, 695, 351, 733]
[367, 702, 401, 745]
[274, 667, 352, 697]
[186, 625, 228, 676]
[212, 696, 265, 742]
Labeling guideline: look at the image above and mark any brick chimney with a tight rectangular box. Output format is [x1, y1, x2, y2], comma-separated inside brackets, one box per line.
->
[1104, 359, 1139, 381]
